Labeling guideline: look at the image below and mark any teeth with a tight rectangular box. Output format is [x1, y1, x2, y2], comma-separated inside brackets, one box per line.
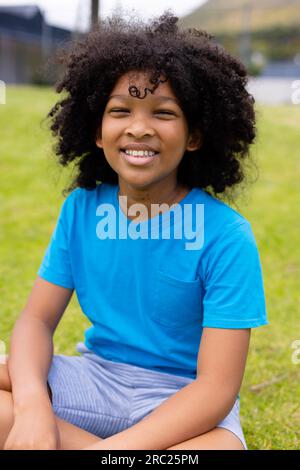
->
[124, 149, 156, 157]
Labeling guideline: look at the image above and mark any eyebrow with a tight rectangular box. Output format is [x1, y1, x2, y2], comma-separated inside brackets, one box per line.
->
[108, 94, 180, 105]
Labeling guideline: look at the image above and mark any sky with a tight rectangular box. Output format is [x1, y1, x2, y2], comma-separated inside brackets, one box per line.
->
[0, 0, 208, 31]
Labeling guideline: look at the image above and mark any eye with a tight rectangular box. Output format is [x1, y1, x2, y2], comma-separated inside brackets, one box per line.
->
[110, 108, 129, 113]
[155, 110, 176, 116]
[108, 108, 176, 116]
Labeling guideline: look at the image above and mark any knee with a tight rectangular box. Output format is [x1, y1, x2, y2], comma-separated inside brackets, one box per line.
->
[0, 360, 11, 392]
[0, 390, 14, 449]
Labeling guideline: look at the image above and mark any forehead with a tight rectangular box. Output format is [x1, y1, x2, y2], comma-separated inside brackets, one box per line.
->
[108, 71, 179, 104]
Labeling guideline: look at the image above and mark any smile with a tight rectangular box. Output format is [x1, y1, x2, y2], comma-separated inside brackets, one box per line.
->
[120, 149, 159, 166]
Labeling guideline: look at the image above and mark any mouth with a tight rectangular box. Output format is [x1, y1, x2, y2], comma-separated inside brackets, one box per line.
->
[120, 149, 159, 166]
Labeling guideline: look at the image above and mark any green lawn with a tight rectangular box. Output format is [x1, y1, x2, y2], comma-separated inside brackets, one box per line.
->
[1, 86, 299, 449]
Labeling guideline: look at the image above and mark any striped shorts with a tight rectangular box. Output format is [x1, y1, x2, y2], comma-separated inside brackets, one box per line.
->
[47, 342, 247, 449]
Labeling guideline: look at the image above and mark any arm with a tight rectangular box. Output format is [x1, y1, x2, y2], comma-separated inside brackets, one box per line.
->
[5, 276, 73, 449]
[84, 327, 250, 450]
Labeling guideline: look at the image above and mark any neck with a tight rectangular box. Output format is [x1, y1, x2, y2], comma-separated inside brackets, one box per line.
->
[117, 180, 190, 221]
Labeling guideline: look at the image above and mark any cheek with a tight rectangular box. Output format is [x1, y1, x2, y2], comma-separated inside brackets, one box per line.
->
[101, 121, 111, 142]
[165, 125, 188, 152]
[101, 117, 120, 140]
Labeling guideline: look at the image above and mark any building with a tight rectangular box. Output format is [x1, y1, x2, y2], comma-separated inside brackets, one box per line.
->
[0, 5, 72, 84]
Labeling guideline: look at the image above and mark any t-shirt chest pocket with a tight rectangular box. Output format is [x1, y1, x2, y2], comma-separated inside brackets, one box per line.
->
[151, 269, 203, 328]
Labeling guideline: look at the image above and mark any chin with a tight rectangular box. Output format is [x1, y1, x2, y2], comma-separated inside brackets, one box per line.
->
[119, 174, 158, 190]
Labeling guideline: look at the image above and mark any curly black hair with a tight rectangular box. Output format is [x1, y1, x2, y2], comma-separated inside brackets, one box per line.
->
[48, 10, 257, 200]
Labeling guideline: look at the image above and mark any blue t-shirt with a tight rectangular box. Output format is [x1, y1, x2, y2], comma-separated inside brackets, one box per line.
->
[38, 182, 268, 379]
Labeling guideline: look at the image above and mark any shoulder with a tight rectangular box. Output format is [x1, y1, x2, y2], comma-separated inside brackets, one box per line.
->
[58, 183, 116, 227]
[190, 187, 252, 240]
[62, 182, 116, 208]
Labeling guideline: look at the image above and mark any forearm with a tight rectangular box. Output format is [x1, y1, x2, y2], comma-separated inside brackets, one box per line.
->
[85, 377, 237, 450]
[8, 312, 54, 411]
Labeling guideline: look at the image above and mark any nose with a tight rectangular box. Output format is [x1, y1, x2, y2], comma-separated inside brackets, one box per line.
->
[125, 117, 155, 138]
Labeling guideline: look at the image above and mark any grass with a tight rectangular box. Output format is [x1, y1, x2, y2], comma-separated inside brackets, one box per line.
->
[1, 86, 300, 449]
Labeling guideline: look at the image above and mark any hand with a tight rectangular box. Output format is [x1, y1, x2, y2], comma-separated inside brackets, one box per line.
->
[4, 400, 60, 450]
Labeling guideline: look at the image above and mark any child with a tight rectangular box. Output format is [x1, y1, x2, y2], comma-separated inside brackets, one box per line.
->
[0, 11, 268, 450]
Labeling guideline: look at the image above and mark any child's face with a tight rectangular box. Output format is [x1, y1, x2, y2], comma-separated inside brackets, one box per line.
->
[96, 71, 201, 191]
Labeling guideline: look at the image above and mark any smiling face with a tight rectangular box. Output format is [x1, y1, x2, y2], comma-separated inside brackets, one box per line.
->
[96, 71, 201, 194]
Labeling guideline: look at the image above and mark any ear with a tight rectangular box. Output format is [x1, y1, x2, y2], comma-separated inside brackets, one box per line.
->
[95, 129, 103, 149]
[186, 130, 203, 152]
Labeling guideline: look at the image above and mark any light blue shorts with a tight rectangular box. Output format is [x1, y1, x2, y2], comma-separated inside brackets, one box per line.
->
[48, 342, 247, 449]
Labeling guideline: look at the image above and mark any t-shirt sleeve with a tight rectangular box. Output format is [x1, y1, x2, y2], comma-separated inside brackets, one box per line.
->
[37, 193, 75, 289]
[202, 220, 268, 329]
